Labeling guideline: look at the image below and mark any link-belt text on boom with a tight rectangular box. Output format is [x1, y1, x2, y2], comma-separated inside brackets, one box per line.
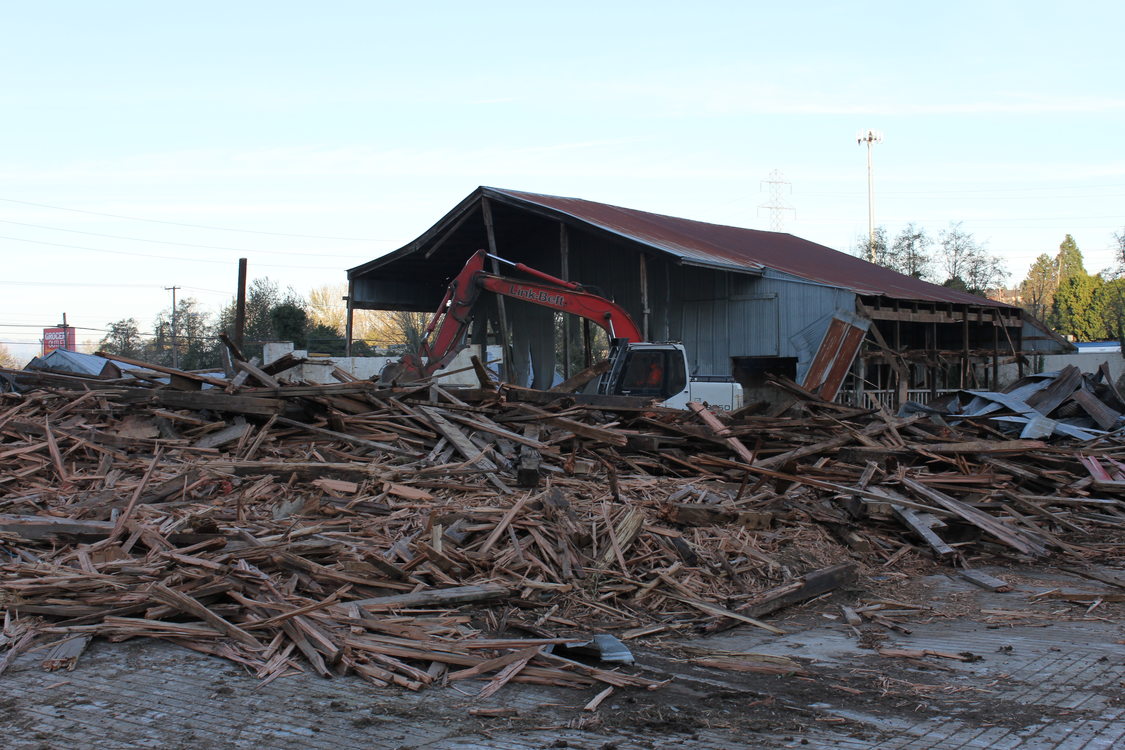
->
[506, 284, 566, 307]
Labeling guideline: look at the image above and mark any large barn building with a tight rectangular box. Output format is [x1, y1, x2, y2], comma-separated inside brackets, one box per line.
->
[346, 187, 1070, 406]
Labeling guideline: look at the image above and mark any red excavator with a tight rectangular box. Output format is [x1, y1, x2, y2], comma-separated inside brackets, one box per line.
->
[380, 249, 742, 410]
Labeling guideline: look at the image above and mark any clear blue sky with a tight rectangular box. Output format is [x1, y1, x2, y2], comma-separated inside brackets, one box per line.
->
[2, 1, 1123, 361]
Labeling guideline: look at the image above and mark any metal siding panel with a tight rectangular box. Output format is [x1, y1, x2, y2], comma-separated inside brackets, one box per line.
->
[802, 318, 848, 391]
[729, 296, 779, 357]
[818, 325, 867, 399]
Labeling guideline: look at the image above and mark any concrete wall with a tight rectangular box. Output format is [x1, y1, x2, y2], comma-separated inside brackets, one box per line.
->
[997, 351, 1125, 388]
[261, 342, 500, 386]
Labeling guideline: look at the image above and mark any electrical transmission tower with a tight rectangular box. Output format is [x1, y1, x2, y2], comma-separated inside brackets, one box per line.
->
[758, 169, 795, 231]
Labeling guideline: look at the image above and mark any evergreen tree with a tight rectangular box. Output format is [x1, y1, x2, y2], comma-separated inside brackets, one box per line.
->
[1056, 234, 1085, 281]
[98, 318, 145, 358]
[1019, 254, 1058, 320]
[1100, 277, 1125, 348]
[1052, 273, 1107, 341]
[217, 277, 305, 358]
[152, 298, 221, 369]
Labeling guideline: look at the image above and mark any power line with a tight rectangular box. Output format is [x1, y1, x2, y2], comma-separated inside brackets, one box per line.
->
[0, 218, 374, 258]
[0, 234, 354, 269]
[0, 196, 384, 241]
[0, 280, 230, 294]
[0, 324, 106, 331]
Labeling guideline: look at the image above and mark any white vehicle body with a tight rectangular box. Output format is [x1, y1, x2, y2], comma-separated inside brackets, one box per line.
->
[598, 342, 744, 411]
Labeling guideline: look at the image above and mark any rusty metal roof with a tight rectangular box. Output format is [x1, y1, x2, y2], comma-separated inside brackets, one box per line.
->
[483, 188, 1013, 307]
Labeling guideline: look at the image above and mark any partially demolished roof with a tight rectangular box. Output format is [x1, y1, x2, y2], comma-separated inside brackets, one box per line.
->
[924, 363, 1124, 441]
[350, 186, 1017, 309]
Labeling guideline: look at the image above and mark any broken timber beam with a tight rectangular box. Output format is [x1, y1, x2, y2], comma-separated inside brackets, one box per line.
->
[346, 584, 510, 611]
[738, 563, 857, 619]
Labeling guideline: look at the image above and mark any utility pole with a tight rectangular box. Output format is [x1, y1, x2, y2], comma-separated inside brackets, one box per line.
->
[164, 285, 180, 368]
[856, 129, 883, 262]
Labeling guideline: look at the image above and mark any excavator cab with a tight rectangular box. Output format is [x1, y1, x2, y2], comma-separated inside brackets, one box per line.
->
[613, 346, 688, 399]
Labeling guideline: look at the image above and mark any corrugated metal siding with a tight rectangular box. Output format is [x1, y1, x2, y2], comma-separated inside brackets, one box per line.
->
[664, 264, 855, 376]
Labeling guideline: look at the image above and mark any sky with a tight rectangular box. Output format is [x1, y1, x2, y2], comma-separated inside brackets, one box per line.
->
[2, 1, 1123, 362]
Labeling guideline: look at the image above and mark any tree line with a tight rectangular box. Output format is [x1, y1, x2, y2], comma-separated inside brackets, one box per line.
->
[857, 221, 1008, 295]
[1017, 231, 1125, 344]
[98, 280, 427, 370]
[863, 222, 1125, 345]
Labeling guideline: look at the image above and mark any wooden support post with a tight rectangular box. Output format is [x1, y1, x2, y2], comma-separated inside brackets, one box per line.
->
[234, 258, 248, 352]
[929, 321, 938, 400]
[639, 252, 650, 342]
[344, 279, 355, 357]
[962, 309, 970, 388]
[992, 309, 1000, 388]
[560, 223, 571, 379]
[482, 199, 513, 382]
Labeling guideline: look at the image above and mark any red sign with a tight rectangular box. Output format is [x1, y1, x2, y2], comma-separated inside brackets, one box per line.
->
[42, 327, 76, 355]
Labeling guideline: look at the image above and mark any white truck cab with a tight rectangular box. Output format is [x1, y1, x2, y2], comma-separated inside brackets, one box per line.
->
[598, 342, 744, 411]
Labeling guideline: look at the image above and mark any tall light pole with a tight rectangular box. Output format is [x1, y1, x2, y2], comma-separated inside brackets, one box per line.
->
[857, 129, 883, 262]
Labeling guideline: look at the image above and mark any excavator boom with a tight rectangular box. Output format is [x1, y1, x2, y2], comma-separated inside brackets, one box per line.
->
[386, 249, 642, 382]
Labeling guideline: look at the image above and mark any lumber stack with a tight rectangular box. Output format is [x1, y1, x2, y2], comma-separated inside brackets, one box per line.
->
[1, 355, 1124, 693]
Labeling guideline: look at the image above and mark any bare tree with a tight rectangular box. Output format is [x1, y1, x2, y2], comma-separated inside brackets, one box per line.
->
[938, 223, 1008, 295]
[361, 310, 432, 353]
[307, 284, 348, 333]
[887, 224, 933, 280]
[0, 343, 21, 369]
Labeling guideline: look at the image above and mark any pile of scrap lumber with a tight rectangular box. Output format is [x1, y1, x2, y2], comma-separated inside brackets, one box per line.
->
[1, 352, 1123, 694]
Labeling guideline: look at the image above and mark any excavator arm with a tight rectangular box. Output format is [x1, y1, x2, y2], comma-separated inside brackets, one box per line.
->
[386, 249, 643, 382]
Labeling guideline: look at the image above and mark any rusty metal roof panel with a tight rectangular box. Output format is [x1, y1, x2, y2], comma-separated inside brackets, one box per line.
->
[487, 187, 1013, 308]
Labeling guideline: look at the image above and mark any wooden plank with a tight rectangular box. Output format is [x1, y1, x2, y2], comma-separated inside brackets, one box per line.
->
[273, 416, 416, 457]
[900, 477, 1049, 557]
[908, 439, 1047, 454]
[549, 359, 612, 393]
[891, 504, 956, 559]
[662, 592, 785, 635]
[148, 583, 260, 648]
[194, 422, 251, 450]
[347, 584, 510, 611]
[478, 494, 534, 554]
[739, 564, 857, 619]
[418, 407, 499, 470]
[517, 423, 542, 488]
[235, 359, 282, 388]
[127, 389, 284, 417]
[958, 569, 1013, 592]
[687, 401, 755, 463]
[1058, 566, 1125, 590]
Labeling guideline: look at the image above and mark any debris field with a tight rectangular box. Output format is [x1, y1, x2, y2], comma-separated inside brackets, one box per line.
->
[1, 351, 1124, 703]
